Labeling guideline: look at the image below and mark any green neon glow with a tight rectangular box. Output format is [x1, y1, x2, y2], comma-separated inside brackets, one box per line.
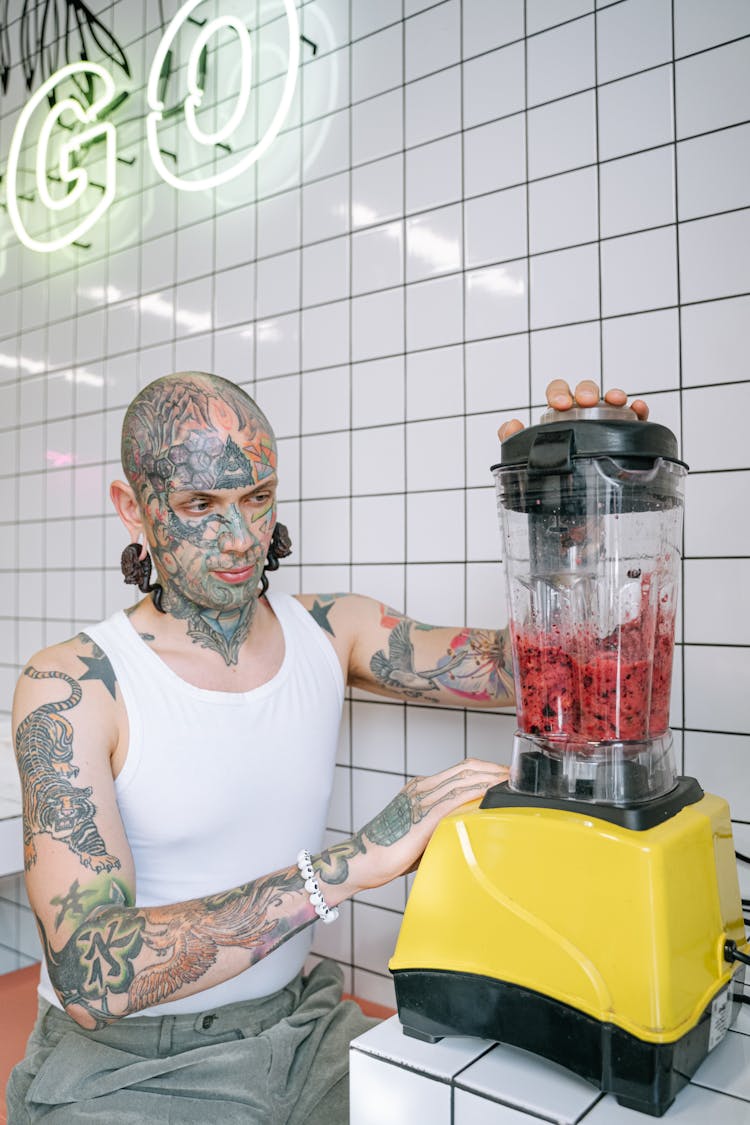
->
[185, 15, 253, 146]
[146, 0, 300, 192]
[6, 61, 118, 254]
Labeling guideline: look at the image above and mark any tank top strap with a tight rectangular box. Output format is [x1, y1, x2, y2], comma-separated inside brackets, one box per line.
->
[265, 591, 345, 703]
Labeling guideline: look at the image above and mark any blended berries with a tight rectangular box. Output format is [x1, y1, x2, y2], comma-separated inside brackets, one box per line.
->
[513, 611, 674, 744]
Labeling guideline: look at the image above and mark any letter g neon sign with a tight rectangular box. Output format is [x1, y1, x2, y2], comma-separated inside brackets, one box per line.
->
[6, 62, 118, 254]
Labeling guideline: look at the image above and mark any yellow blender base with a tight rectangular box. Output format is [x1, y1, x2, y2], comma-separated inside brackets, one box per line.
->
[390, 778, 748, 1117]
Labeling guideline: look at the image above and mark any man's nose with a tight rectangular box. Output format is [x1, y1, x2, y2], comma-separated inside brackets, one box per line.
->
[217, 507, 256, 551]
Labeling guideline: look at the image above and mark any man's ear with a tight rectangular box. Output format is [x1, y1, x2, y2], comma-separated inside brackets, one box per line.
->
[110, 480, 145, 543]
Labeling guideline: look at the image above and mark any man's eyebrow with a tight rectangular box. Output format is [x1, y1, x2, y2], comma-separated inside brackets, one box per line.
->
[246, 475, 278, 493]
[171, 476, 278, 501]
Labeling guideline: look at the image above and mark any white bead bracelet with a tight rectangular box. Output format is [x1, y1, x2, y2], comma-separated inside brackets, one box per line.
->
[296, 849, 339, 924]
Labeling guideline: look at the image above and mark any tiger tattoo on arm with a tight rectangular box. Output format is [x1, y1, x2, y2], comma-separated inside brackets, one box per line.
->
[16, 666, 120, 874]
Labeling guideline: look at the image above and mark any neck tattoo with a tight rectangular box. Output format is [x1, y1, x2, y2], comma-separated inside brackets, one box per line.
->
[161, 588, 259, 666]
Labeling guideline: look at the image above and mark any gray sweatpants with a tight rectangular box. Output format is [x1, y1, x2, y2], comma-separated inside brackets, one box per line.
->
[6, 959, 378, 1124]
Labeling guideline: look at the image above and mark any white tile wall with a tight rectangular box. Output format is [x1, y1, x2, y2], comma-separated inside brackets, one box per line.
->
[0, 0, 748, 1022]
[464, 115, 526, 196]
[597, 64, 674, 161]
[528, 90, 597, 178]
[675, 37, 750, 139]
[674, 0, 750, 57]
[531, 18, 595, 107]
[528, 167, 598, 254]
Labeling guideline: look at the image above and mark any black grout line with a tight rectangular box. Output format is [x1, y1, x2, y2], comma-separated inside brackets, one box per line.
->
[399, 0, 408, 786]
[2, 370, 749, 432]
[4, 450, 750, 489]
[347, 0, 356, 972]
[671, 0, 688, 776]
[522, 3, 533, 433]
[3, 101, 750, 292]
[0, 0, 742, 80]
[4, 203, 750, 360]
[459, 0, 469, 767]
[593, 3, 604, 380]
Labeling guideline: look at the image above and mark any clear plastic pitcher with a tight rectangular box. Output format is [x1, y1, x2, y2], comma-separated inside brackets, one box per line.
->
[492, 405, 687, 807]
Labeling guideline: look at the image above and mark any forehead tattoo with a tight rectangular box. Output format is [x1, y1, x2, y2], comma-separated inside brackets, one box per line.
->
[122, 374, 276, 498]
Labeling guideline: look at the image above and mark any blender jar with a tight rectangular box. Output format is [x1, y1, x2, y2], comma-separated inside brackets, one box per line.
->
[492, 405, 687, 806]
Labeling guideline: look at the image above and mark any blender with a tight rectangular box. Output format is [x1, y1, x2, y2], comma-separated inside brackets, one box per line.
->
[389, 405, 748, 1116]
[500, 401, 682, 807]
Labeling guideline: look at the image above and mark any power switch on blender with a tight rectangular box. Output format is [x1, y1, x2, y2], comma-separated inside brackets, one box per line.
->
[389, 402, 748, 1118]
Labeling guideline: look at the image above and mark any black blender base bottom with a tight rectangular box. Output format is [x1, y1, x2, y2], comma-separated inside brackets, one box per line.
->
[393, 969, 736, 1118]
[402, 1025, 442, 1044]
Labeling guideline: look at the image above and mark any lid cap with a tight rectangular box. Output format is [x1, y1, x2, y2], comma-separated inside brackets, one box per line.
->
[492, 411, 686, 473]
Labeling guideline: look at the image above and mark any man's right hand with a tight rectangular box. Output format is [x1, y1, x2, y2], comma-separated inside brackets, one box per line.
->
[315, 758, 508, 899]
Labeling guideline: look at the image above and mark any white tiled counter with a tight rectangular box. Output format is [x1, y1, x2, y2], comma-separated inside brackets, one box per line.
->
[0, 734, 38, 972]
[351, 998, 750, 1124]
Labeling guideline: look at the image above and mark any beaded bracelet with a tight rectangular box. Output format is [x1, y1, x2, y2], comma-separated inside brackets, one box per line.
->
[296, 849, 339, 924]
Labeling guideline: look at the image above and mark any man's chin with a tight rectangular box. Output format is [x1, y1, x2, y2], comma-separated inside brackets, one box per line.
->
[165, 579, 263, 615]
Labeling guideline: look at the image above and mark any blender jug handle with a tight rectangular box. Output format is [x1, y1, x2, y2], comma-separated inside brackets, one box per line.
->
[528, 428, 575, 474]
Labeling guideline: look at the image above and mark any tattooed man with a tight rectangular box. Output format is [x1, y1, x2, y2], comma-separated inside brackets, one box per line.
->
[9, 374, 647, 1123]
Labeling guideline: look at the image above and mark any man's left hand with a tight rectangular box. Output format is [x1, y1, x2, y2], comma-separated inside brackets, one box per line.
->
[498, 379, 649, 442]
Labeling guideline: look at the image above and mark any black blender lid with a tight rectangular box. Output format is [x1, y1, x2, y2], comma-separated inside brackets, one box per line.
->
[491, 404, 687, 472]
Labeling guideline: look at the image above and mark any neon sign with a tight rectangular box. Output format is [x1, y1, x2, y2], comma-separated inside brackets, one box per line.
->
[184, 17, 254, 147]
[3, 0, 300, 252]
[147, 0, 300, 192]
[6, 61, 118, 253]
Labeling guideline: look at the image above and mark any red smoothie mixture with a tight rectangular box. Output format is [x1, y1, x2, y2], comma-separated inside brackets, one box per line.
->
[513, 613, 674, 744]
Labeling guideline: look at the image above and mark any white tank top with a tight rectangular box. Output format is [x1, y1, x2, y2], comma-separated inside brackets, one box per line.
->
[38, 592, 344, 1016]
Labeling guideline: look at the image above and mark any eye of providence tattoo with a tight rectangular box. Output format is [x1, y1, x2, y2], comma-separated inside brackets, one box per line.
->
[121, 374, 278, 667]
[16, 666, 120, 873]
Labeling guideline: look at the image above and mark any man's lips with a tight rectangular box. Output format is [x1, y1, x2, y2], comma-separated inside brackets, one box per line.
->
[211, 565, 256, 584]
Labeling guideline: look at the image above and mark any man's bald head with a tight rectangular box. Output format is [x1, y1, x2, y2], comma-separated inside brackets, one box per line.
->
[115, 372, 280, 626]
[121, 372, 276, 501]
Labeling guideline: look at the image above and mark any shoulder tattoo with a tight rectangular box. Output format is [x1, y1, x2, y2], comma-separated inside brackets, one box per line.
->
[16, 667, 120, 873]
[76, 634, 118, 700]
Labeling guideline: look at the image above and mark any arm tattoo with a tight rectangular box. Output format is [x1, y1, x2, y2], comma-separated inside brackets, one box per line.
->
[370, 612, 515, 705]
[42, 869, 310, 1026]
[15, 667, 119, 873]
[316, 771, 490, 886]
[434, 627, 515, 704]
